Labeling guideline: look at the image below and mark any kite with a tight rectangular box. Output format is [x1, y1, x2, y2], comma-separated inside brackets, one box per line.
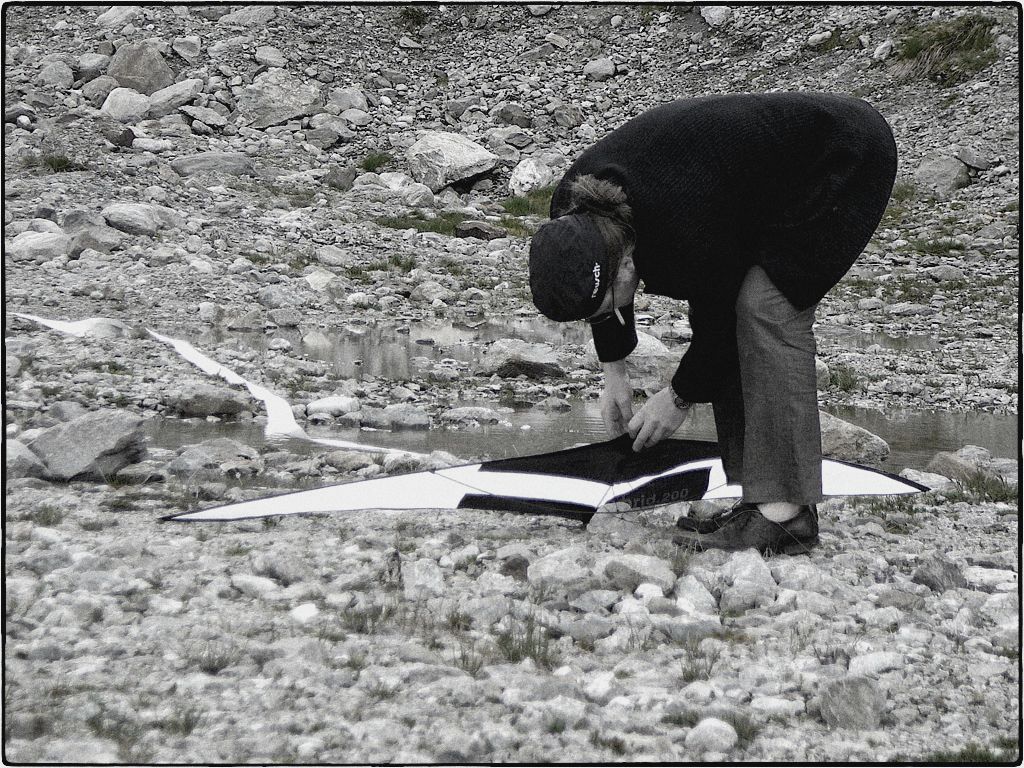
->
[162, 434, 928, 523]
[13, 312, 928, 526]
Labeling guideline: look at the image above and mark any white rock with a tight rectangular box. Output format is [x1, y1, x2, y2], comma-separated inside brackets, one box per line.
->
[751, 695, 805, 717]
[255, 45, 287, 67]
[583, 670, 617, 703]
[404, 558, 446, 600]
[674, 574, 719, 616]
[583, 57, 616, 81]
[685, 717, 738, 752]
[290, 603, 320, 623]
[527, 545, 593, 589]
[147, 78, 204, 117]
[509, 157, 555, 197]
[700, 6, 732, 26]
[95, 5, 139, 27]
[848, 651, 903, 677]
[100, 87, 150, 123]
[306, 396, 361, 417]
[8, 231, 71, 262]
[406, 132, 499, 192]
[899, 468, 955, 492]
[101, 203, 183, 236]
[231, 574, 280, 598]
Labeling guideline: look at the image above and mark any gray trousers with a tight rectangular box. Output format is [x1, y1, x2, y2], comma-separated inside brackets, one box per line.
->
[712, 265, 824, 505]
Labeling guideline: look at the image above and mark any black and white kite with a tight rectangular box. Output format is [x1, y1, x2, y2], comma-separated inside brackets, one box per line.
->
[163, 435, 928, 523]
[13, 312, 928, 526]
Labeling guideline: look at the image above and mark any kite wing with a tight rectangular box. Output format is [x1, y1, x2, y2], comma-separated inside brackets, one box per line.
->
[163, 437, 927, 522]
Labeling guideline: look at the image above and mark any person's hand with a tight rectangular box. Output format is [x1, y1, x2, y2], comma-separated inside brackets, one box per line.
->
[600, 360, 633, 438]
[628, 386, 690, 452]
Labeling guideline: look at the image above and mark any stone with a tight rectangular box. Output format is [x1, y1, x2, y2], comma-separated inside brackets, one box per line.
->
[911, 553, 967, 592]
[172, 36, 202, 62]
[255, 45, 287, 67]
[171, 152, 256, 177]
[100, 87, 150, 123]
[848, 651, 903, 677]
[700, 6, 733, 26]
[179, 105, 228, 128]
[527, 546, 593, 589]
[410, 281, 452, 303]
[673, 574, 719, 617]
[7, 231, 71, 263]
[455, 220, 506, 240]
[926, 265, 965, 282]
[819, 411, 889, 465]
[236, 69, 323, 129]
[383, 404, 430, 430]
[595, 553, 677, 593]
[146, 78, 204, 117]
[101, 203, 183, 236]
[404, 559, 446, 600]
[37, 60, 74, 90]
[219, 6, 277, 25]
[166, 438, 264, 478]
[406, 132, 499, 192]
[685, 717, 738, 752]
[169, 384, 251, 417]
[323, 165, 358, 191]
[307, 396, 361, 417]
[583, 57, 616, 81]
[509, 157, 555, 197]
[439, 407, 502, 425]
[899, 468, 955, 492]
[490, 102, 532, 128]
[818, 676, 885, 729]
[328, 87, 368, 112]
[477, 339, 564, 379]
[925, 451, 980, 483]
[231, 573, 280, 598]
[96, 6, 139, 27]
[719, 549, 777, 614]
[27, 409, 146, 481]
[913, 152, 971, 201]
[107, 42, 175, 95]
[6, 439, 46, 479]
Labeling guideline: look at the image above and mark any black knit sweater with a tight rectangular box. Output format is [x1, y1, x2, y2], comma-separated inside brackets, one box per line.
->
[549, 92, 898, 402]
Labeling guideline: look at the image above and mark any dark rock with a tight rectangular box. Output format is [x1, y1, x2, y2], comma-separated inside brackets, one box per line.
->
[911, 553, 968, 593]
[455, 220, 507, 240]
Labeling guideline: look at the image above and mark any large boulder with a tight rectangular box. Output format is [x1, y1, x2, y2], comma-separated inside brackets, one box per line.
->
[818, 676, 885, 729]
[107, 42, 175, 95]
[7, 231, 71, 263]
[406, 132, 499, 192]
[913, 152, 971, 201]
[235, 69, 322, 130]
[819, 411, 889, 465]
[101, 203, 184, 236]
[27, 409, 146, 481]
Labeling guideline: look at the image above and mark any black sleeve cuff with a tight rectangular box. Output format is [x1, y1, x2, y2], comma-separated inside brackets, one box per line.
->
[588, 303, 638, 363]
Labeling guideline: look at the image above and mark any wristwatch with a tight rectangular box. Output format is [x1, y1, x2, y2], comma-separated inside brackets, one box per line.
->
[670, 388, 693, 411]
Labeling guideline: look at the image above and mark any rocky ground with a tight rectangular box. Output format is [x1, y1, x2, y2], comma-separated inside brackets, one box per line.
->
[4, 3, 1020, 764]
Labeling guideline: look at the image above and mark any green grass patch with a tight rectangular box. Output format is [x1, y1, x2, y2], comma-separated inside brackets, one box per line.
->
[909, 236, 962, 257]
[890, 179, 917, 204]
[501, 185, 556, 217]
[398, 6, 429, 29]
[896, 13, 999, 86]
[916, 741, 1013, 763]
[829, 363, 860, 392]
[26, 503, 65, 526]
[948, 470, 1017, 503]
[24, 152, 89, 173]
[375, 211, 470, 237]
[360, 152, 393, 172]
[494, 614, 558, 670]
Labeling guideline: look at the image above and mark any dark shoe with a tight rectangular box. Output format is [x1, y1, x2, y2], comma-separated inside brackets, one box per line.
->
[673, 504, 819, 556]
[676, 502, 755, 534]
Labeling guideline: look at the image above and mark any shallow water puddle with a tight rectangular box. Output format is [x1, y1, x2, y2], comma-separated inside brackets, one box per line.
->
[146, 319, 1018, 472]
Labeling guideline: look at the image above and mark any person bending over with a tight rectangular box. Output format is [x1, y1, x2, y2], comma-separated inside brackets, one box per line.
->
[528, 92, 897, 555]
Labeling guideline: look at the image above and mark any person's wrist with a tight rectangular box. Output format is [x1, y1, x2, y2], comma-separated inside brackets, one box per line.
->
[668, 385, 692, 411]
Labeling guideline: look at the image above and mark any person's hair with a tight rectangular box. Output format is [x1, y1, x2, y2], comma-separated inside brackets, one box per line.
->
[567, 174, 635, 279]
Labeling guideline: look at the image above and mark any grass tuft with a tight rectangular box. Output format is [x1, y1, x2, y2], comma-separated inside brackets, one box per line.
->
[501, 186, 556, 217]
[360, 152, 393, 172]
[494, 614, 558, 669]
[896, 13, 999, 86]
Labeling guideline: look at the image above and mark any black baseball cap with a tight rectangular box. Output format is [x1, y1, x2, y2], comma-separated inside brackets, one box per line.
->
[529, 214, 610, 322]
